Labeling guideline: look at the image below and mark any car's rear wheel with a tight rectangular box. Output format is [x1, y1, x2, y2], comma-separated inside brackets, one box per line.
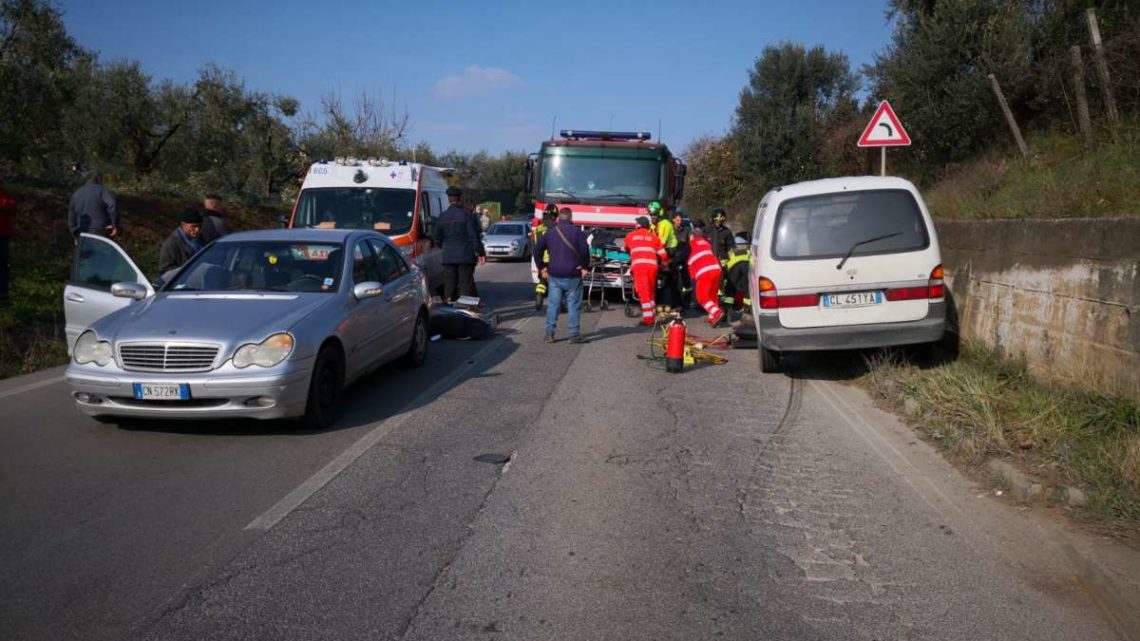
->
[302, 345, 343, 430]
[760, 346, 782, 373]
[400, 312, 429, 368]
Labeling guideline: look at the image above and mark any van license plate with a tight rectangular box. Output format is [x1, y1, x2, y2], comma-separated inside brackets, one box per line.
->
[822, 291, 883, 308]
[133, 383, 190, 400]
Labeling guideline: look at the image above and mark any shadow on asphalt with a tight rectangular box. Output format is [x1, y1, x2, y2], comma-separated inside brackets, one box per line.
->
[115, 276, 534, 436]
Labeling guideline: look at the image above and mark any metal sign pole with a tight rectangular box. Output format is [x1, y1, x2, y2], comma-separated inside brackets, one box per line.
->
[880, 148, 886, 176]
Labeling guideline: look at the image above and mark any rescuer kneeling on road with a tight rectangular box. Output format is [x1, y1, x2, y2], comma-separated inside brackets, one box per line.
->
[534, 207, 590, 344]
[687, 222, 725, 326]
[624, 216, 667, 327]
[723, 234, 753, 316]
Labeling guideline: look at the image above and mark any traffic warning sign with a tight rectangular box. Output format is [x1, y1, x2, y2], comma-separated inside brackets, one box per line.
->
[857, 101, 911, 147]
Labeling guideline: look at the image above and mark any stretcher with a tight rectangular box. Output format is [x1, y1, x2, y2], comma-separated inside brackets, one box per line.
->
[583, 236, 637, 316]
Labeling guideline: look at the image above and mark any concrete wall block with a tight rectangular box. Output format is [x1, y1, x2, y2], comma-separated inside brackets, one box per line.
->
[937, 219, 1139, 399]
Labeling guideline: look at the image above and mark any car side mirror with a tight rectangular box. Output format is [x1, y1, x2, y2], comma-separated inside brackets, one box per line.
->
[353, 281, 383, 300]
[111, 282, 148, 300]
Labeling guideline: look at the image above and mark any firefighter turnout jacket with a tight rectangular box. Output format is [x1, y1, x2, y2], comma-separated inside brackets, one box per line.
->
[709, 223, 735, 265]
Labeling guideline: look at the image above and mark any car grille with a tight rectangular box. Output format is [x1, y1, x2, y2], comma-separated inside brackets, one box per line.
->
[118, 343, 220, 372]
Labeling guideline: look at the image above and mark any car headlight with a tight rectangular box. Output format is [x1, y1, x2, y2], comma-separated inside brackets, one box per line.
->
[233, 333, 295, 369]
[510, 240, 520, 249]
[73, 331, 113, 366]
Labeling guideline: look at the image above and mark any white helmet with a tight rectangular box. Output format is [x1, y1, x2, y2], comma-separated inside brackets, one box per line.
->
[733, 235, 749, 245]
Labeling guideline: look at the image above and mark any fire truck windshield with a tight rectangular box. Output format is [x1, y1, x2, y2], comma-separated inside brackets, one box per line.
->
[293, 187, 416, 233]
[540, 150, 663, 203]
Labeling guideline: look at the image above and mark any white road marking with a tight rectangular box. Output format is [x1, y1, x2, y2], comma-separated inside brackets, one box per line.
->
[0, 375, 66, 401]
[245, 315, 534, 532]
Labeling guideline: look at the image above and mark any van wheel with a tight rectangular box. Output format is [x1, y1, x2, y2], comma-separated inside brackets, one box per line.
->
[760, 346, 782, 373]
[301, 346, 343, 430]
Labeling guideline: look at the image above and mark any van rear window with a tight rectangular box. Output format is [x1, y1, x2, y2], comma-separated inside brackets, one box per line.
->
[772, 189, 929, 260]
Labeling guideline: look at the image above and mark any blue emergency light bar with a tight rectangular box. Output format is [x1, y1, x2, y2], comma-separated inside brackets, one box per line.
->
[559, 130, 652, 141]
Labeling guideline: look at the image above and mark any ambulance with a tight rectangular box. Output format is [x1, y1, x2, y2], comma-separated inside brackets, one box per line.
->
[289, 157, 449, 295]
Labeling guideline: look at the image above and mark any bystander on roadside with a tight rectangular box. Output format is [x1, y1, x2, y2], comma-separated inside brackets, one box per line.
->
[68, 170, 119, 241]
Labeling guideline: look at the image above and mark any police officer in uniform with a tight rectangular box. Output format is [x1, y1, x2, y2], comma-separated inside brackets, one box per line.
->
[432, 186, 485, 303]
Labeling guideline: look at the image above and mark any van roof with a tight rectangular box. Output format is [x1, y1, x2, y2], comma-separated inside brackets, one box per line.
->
[771, 176, 918, 201]
[300, 161, 449, 191]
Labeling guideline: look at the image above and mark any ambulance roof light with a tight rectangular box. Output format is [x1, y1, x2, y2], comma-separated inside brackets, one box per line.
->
[559, 130, 651, 141]
[333, 157, 346, 165]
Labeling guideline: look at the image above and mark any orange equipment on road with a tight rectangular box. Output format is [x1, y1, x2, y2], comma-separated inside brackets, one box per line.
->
[686, 234, 725, 326]
[624, 221, 668, 326]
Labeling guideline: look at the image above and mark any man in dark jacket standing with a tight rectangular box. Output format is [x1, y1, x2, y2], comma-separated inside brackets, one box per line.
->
[159, 210, 204, 282]
[432, 186, 485, 303]
[68, 170, 119, 240]
[534, 207, 589, 344]
[199, 194, 228, 244]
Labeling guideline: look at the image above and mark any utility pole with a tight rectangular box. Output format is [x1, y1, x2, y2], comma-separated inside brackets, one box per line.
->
[988, 74, 1029, 160]
[1070, 46, 1093, 150]
[1085, 8, 1120, 132]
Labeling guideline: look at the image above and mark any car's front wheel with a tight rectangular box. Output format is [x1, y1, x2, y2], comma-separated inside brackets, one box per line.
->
[400, 312, 429, 368]
[301, 345, 344, 430]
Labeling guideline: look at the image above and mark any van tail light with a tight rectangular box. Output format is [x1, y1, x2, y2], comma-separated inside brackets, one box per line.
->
[757, 276, 819, 309]
[758, 276, 778, 310]
[928, 264, 945, 300]
[885, 265, 945, 302]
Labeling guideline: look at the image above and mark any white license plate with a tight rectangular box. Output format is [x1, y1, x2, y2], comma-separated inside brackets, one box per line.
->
[133, 383, 190, 400]
[822, 291, 883, 309]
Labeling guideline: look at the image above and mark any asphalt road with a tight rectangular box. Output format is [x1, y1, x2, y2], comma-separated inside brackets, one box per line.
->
[0, 259, 1133, 641]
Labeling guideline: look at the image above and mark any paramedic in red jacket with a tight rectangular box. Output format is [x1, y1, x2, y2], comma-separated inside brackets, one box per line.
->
[687, 222, 725, 326]
[623, 216, 667, 326]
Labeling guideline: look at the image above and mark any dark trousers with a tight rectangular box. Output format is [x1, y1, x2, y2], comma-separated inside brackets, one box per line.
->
[443, 263, 476, 302]
[0, 236, 8, 299]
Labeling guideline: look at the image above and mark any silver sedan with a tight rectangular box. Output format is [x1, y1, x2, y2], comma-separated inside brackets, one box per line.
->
[64, 229, 430, 429]
[482, 221, 532, 261]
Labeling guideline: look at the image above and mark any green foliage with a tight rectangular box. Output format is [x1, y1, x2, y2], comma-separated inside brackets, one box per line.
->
[864, 342, 1140, 526]
[731, 42, 859, 189]
[0, 0, 89, 178]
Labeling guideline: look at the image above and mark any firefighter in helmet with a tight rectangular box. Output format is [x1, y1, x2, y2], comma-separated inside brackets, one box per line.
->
[722, 234, 753, 316]
[533, 203, 558, 310]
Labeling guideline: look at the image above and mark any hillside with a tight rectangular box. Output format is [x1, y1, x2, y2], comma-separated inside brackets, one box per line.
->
[0, 188, 285, 378]
[924, 124, 1140, 220]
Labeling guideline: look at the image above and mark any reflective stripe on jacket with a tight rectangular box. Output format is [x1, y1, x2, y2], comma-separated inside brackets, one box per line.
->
[624, 228, 667, 269]
[655, 219, 677, 250]
[686, 235, 722, 281]
[726, 247, 751, 270]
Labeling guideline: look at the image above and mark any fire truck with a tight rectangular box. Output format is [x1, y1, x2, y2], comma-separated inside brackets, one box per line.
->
[288, 157, 450, 295]
[524, 130, 686, 291]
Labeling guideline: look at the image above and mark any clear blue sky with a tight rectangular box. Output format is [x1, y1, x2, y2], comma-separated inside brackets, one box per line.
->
[58, 0, 895, 156]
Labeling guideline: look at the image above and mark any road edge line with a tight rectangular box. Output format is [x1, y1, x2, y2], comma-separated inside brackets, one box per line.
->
[245, 315, 533, 532]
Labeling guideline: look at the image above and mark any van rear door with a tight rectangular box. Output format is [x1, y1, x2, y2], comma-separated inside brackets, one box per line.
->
[767, 189, 940, 329]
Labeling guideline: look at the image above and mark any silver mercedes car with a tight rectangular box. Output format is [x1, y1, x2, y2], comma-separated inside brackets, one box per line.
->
[64, 229, 430, 429]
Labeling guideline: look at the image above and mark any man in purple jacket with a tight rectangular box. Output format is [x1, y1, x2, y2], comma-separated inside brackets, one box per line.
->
[534, 207, 590, 344]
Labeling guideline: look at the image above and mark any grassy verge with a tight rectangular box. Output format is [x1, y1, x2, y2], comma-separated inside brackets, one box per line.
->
[861, 342, 1140, 531]
[0, 187, 284, 380]
[925, 122, 1140, 220]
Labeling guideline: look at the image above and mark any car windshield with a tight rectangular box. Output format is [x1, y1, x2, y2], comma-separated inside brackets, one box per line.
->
[772, 189, 929, 260]
[292, 187, 415, 234]
[487, 223, 526, 236]
[540, 151, 663, 202]
[165, 241, 345, 293]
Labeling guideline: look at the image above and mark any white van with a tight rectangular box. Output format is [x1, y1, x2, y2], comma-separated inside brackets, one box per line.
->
[748, 176, 946, 373]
